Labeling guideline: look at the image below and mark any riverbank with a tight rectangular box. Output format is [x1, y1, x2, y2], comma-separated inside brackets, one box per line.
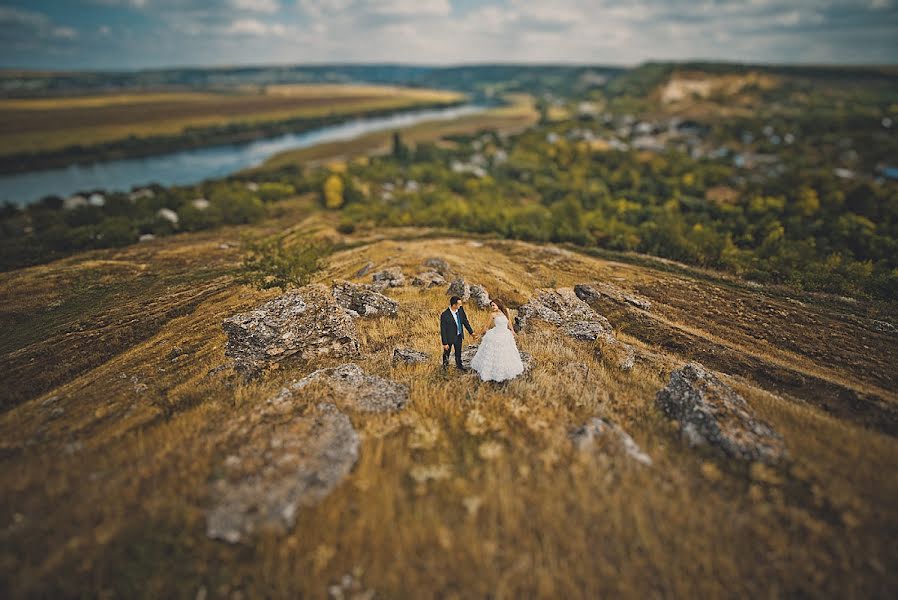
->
[0, 85, 464, 175]
[254, 93, 538, 172]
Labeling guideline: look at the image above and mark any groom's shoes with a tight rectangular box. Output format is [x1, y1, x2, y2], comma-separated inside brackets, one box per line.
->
[457, 366, 469, 372]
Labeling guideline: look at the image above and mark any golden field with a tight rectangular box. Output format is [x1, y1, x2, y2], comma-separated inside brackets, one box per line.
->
[0, 85, 464, 157]
[1, 196, 896, 598]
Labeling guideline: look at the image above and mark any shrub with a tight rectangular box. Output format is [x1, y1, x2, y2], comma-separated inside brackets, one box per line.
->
[323, 174, 345, 209]
[239, 237, 331, 291]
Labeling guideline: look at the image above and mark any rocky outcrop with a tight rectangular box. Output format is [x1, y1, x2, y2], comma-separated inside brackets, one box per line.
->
[206, 402, 359, 544]
[222, 285, 361, 378]
[574, 282, 652, 311]
[460, 344, 534, 376]
[656, 363, 787, 464]
[446, 278, 470, 301]
[423, 257, 450, 274]
[279, 363, 410, 413]
[332, 280, 399, 318]
[872, 320, 897, 335]
[411, 271, 446, 288]
[392, 348, 430, 365]
[514, 287, 635, 370]
[371, 267, 405, 289]
[570, 418, 653, 466]
[469, 284, 491, 309]
[513, 288, 613, 338]
[595, 334, 637, 371]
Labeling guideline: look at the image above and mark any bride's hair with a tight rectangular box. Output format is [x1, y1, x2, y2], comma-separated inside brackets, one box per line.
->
[493, 298, 510, 319]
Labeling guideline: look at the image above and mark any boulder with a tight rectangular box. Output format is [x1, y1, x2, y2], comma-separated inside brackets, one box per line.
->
[570, 418, 653, 466]
[656, 363, 787, 464]
[279, 363, 409, 413]
[392, 348, 430, 365]
[222, 284, 361, 378]
[423, 257, 450, 274]
[411, 271, 446, 288]
[515, 288, 637, 371]
[872, 319, 897, 335]
[460, 344, 534, 376]
[206, 402, 359, 544]
[371, 267, 405, 290]
[595, 333, 636, 372]
[574, 282, 652, 311]
[332, 280, 399, 318]
[446, 278, 470, 301]
[469, 284, 491, 309]
[514, 288, 613, 339]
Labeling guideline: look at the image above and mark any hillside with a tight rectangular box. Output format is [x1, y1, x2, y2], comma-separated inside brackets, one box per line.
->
[2, 198, 896, 597]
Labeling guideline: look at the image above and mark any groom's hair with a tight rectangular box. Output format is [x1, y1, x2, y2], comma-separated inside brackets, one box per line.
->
[449, 296, 461, 307]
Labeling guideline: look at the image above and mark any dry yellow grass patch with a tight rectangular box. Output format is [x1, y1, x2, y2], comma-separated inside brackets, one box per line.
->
[1, 220, 896, 598]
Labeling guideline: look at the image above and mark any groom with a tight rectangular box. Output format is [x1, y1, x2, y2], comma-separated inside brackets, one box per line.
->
[440, 296, 475, 371]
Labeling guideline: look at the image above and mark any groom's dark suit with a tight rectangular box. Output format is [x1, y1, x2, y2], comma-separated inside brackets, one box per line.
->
[440, 306, 474, 368]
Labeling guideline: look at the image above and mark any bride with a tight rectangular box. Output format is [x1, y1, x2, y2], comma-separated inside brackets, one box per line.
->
[470, 299, 524, 382]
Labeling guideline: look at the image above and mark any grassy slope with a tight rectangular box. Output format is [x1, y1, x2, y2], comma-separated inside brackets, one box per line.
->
[1, 197, 896, 598]
[0, 85, 463, 156]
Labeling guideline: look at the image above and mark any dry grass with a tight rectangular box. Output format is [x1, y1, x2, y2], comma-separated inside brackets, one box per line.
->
[1, 210, 897, 598]
[0, 85, 463, 156]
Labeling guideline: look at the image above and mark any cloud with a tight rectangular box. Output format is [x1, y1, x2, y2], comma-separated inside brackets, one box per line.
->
[226, 18, 289, 36]
[0, 7, 79, 48]
[231, 0, 280, 13]
[2, 0, 896, 69]
[369, 0, 451, 17]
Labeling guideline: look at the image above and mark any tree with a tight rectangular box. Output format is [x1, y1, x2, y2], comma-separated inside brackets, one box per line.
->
[323, 174, 345, 209]
[391, 131, 409, 161]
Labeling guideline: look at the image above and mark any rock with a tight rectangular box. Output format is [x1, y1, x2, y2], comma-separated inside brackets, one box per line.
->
[411, 271, 446, 288]
[222, 285, 361, 378]
[872, 320, 897, 335]
[423, 257, 450, 274]
[570, 418, 653, 466]
[354, 262, 374, 278]
[332, 281, 399, 318]
[206, 402, 359, 544]
[446, 278, 471, 301]
[156, 208, 179, 224]
[515, 288, 636, 371]
[392, 348, 430, 365]
[514, 288, 613, 339]
[460, 344, 534, 375]
[469, 284, 491, 309]
[280, 363, 409, 413]
[371, 267, 405, 290]
[655, 363, 787, 464]
[574, 282, 652, 311]
[595, 333, 636, 371]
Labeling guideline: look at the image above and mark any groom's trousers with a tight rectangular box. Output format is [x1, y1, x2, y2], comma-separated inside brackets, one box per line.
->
[443, 334, 464, 368]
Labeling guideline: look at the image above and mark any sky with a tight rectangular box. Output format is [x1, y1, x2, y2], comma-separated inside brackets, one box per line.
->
[0, 0, 896, 70]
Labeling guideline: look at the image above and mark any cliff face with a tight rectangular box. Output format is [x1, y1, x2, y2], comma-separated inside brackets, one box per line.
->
[1, 216, 896, 598]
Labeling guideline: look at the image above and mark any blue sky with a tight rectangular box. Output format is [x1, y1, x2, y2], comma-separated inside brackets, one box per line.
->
[1, 1, 896, 70]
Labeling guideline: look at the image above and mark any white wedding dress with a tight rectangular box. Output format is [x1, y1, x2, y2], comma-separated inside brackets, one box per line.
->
[470, 313, 524, 382]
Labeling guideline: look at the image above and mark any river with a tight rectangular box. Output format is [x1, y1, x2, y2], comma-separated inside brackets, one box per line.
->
[0, 103, 486, 205]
